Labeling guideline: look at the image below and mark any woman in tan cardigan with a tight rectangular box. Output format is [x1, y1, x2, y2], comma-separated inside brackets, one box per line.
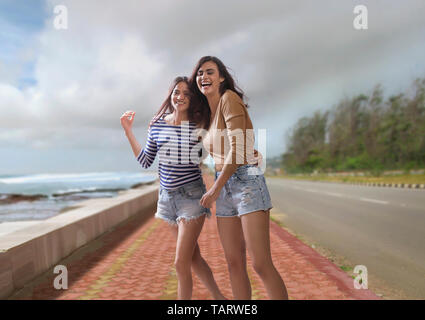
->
[189, 56, 289, 299]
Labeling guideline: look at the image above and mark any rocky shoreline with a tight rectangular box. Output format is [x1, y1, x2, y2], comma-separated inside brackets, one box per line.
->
[0, 179, 157, 206]
[0, 194, 47, 205]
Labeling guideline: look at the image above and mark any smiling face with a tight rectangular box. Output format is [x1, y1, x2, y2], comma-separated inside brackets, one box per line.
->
[196, 61, 225, 97]
[171, 81, 191, 113]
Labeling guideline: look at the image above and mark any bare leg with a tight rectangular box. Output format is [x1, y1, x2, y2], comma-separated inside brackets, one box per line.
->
[191, 244, 226, 299]
[240, 210, 289, 300]
[169, 225, 226, 300]
[216, 217, 251, 299]
[174, 216, 205, 299]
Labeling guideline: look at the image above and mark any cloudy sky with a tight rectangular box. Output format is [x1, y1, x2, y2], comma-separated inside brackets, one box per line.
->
[1, 0, 425, 174]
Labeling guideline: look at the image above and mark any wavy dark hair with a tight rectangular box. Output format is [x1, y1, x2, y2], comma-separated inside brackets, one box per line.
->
[189, 56, 248, 129]
[149, 76, 209, 129]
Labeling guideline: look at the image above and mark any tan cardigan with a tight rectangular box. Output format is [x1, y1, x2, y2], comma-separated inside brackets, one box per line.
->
[203, 89, 258, 172]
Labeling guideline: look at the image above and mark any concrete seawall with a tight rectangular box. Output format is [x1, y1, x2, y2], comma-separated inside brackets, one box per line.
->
[0, 182, 159, 299]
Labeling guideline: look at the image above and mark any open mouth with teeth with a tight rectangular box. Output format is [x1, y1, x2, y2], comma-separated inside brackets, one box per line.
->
[201, 82, 212, 88]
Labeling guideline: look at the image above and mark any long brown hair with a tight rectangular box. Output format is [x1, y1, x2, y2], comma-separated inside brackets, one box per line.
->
[149, 76, 210, 129]
[189, 56, 248, 129]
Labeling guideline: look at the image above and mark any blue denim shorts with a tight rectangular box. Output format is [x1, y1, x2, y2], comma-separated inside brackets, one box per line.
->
[155, 178, 211, 225]
[215, 165, 273, 218]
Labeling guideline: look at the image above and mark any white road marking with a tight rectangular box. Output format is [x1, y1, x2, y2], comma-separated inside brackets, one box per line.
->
[324, 192, 344, 197]
[286, 184, 389, 205]
[283, 182, 390, 205]
[359, 198, 389, 205]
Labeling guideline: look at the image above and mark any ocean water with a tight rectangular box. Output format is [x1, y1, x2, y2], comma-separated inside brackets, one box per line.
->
[0, 172, 157, 223]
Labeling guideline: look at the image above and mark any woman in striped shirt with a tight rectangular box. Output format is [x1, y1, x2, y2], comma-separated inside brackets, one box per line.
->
[120, 76, 225, 300]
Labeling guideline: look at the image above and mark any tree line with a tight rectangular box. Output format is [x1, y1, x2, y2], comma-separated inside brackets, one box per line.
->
[282, 77, 425, 174]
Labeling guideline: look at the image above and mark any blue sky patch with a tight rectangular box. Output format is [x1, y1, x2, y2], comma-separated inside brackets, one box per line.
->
[0, 0, 47, 88]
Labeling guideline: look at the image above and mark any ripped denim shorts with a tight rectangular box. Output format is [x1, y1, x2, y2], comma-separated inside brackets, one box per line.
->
[155, 178, 211, 225]
[215, 165, 273, 218]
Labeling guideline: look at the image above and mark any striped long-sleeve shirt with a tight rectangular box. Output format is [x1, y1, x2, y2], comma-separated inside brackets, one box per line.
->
[136, 117, 204, 189]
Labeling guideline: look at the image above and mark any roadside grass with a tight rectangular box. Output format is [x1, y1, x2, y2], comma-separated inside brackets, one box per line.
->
[340, 265, 353, 272]
[268, 173, 425, 185]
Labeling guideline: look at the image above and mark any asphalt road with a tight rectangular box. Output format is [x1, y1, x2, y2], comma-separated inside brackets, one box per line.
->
[266, 177, 425, 299]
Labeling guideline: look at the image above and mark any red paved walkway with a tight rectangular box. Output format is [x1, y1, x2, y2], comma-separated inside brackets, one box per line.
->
[9, 175, 380, 300]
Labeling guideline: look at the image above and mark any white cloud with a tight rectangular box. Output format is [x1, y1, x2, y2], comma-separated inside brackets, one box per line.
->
[1, 0, 425, 173]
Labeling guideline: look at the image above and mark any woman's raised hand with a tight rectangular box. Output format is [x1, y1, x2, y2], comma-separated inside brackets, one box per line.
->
[120, 110, 135, 132]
